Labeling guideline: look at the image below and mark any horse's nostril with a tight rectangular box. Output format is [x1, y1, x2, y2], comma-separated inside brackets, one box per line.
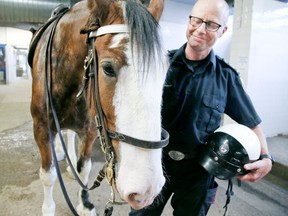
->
[128, 193, 145, 204]
[128, 193, 137, 202]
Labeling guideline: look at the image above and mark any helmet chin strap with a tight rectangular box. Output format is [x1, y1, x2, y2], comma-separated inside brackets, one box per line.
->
[222, 178, 242, 216]
[223, 178, 234, 216]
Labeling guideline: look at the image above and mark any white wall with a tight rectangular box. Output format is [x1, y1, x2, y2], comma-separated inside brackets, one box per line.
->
[248, 0, 288, 136]
[159, 0, 191, 51]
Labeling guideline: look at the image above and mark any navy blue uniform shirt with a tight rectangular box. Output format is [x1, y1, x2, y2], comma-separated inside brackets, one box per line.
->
[161, 43, 261, 153]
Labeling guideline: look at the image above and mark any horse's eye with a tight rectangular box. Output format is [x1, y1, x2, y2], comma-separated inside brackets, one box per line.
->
[102, 62, 116, 77]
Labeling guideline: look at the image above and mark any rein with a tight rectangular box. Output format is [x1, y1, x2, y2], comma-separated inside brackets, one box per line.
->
[43, 14, 169, 215]
[43, 9, 80, 216]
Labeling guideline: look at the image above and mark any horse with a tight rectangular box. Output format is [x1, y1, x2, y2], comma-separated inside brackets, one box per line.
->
[29, 0, 168, 215]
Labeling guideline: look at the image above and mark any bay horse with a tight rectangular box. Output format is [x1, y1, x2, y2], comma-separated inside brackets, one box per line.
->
[29, 0, 168, 215]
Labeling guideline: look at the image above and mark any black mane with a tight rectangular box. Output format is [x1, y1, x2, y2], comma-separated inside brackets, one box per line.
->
[125, 0, 163, 77]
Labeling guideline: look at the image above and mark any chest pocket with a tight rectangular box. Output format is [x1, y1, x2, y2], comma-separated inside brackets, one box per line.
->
[201, 94, 225, 133]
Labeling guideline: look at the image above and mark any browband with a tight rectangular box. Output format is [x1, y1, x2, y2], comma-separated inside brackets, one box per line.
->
[89, 24, 129, 38]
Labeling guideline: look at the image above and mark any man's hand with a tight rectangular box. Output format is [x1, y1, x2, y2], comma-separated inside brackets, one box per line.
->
[237, 158, 273, 182]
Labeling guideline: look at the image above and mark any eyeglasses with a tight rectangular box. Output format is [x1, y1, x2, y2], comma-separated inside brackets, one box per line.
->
[189, 16, 221, 32]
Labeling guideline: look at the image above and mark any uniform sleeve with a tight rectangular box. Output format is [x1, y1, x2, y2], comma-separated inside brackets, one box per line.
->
[225, 72, 262, 128]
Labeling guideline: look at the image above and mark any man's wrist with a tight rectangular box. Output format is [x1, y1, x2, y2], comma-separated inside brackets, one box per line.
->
[259, 154, 275, 165]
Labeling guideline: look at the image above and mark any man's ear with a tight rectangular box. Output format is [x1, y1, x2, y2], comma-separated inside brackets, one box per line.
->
[219, 26, 228, 37]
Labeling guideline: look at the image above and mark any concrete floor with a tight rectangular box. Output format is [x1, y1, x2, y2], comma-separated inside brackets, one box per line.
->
[0, 80, 32, 132]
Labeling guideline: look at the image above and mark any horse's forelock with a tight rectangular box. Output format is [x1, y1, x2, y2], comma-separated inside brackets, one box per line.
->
[124, 0, 163, 77]
[83, 0, 163, 76]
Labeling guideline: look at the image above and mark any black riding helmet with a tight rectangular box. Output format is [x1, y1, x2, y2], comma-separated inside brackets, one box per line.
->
[196, 124, 261, 180]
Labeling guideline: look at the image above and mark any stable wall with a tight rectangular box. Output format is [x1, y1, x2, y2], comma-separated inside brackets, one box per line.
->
[229, 0, 288, 137]
[248, 0, 288, 136]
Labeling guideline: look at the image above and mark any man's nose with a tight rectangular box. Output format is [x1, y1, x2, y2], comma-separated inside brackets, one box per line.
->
[197, 22, 206, 32]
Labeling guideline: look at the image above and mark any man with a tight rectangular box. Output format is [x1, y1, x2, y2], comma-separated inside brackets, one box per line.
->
[130, 0, 273, 215]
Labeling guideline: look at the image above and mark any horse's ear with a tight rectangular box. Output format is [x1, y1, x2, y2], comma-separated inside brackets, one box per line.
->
[139, 0, 150, 7]
[80, 15, 100, 34]
[146, 0, 164, 22]
[80, 0, 112, 34]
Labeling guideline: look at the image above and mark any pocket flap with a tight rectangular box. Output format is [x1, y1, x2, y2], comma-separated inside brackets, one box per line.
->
[203, 95, 225, 112]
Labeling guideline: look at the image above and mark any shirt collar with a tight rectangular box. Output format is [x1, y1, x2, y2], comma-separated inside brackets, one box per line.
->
[170, 43, 217, 73]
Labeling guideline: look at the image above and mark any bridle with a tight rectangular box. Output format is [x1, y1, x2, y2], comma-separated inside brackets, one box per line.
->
[79, 23, 170, 214]
[79, 24, 169, 150]
[44, 17, 169, 215]
[87, 24, 169, 151]
[87, 25, 170, 150]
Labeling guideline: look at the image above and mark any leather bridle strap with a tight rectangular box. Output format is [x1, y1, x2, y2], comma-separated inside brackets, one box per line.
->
[44, 9, 80, 216]
[88, 25, 169, 214]
[89, 24, 129, 37]
[89, 24, 169, 151]
[107, 129, 169, 149]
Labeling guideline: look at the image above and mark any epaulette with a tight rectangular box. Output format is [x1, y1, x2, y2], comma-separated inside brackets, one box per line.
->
[216, 55, 239, 75]
[167, 49, 177, 58]
[167, 49, 181, 64]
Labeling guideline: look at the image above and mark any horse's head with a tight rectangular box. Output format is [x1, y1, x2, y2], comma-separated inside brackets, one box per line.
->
[82, 0, 167, 210]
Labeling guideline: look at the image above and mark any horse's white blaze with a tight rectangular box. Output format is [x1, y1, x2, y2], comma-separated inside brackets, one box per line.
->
[110, 34, 127, 48]
[112, 34, 167, 208]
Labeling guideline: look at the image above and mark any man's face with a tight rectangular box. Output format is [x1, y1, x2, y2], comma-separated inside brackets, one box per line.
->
[186, 0, 227, 54]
